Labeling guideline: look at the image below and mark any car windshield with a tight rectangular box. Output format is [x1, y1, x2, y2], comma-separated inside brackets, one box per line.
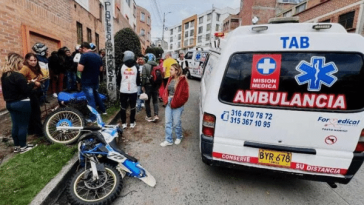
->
[219, 52, 364, 111]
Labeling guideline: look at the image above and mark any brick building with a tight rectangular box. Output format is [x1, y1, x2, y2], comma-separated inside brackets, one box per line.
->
[223, 14, 241, 33]
[239, 0, 304, 25]
[136, 5, 151, 54]
[276, 0, 364, 35]
[0, 0, 144, 110]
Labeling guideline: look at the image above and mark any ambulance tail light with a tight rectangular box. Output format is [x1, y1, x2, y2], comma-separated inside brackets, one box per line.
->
[202, 113, 216, 137]
[312, 24, 332, 30]
[355, 129, 364, 152]
[252, 26, 268, 32]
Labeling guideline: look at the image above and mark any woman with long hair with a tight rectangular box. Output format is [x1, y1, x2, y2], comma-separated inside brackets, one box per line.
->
[20, 53, 44, 137]
[160, 63, 189, 147]
[1, 53, 39, 153]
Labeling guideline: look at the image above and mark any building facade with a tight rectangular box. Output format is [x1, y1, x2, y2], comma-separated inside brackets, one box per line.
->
[276, 0, 364, 35]
[165, 7, 239, 53]
[239, 0, 305, 25]
[136, 6, 152, 54]
[222, 14, 241, 33]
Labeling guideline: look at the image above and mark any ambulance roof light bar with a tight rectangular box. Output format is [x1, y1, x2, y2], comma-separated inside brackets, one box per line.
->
[312, 24, 332, 30]
[252, 26, 268, 32]
[214, 32, 225, 37]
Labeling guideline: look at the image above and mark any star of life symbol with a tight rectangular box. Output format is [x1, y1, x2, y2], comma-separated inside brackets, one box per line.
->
[195, 53, 201, 61]
[295, 56, 338, 92]
[257, 58, 276, 75]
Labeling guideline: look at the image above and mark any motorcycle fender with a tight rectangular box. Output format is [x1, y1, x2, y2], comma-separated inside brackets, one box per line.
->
[137, 164, 157, 187]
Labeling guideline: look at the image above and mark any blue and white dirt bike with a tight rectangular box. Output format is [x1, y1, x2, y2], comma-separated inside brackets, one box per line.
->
[43, 91, 107, 145]
[58, 105, 156, 205]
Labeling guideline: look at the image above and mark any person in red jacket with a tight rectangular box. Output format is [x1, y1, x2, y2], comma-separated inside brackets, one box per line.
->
[160, 64, 189, 147]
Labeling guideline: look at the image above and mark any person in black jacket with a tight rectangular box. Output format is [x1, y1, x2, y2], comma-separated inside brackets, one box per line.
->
[48, 51, 64, 98]
[1, 53, 39, 153]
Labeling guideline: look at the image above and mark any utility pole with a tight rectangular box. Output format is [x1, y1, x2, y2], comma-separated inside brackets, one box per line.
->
[162, 12, 171, 46]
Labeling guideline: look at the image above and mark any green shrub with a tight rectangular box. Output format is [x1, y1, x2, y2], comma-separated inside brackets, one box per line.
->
[114, 28, 142, 69]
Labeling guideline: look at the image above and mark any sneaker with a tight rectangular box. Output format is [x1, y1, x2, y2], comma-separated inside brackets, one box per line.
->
[27, 143, 35, 147]
[20, 146, 34, 154]
[53, 93, 58, 98]
[130, 122, 136, 128]
[175, 138, 182, 145]
[141, 103, 145, 108]
[145, 116, 154, 122]
[153, 115, 159, 121]
[122, 123, 127, 129]
[86, 119, 96, 123]
[102, 112, 107, 115]
[160, 141, 173, 147]
[13, 146, 21, 153]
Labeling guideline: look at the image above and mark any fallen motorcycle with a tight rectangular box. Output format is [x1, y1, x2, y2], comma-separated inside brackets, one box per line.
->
[59, 105, 156, 205]
[43, 91, 107, 145]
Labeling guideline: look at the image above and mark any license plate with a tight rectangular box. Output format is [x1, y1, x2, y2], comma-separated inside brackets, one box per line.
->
[258, 149, 292, 167]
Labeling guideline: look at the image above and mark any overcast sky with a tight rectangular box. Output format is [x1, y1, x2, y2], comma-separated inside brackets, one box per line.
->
[134, 0, 240, 41]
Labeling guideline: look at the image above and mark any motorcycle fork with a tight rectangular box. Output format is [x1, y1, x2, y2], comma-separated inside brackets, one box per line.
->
[88, 156, 99, 181]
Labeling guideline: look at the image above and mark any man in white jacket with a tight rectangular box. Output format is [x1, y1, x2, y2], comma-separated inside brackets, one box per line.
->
[116, 51, 141, 129]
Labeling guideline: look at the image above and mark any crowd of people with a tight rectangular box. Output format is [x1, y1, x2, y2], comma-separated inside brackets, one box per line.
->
[0, 43, 190, 154]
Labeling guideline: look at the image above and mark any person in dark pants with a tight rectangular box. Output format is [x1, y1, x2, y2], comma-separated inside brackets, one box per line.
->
[20, 53, 44, 137]
[2, 53, 39, 153]
[78, 42, 106, 123]
[116, 51, 140, 129]
[32, 43, 50, 104]
[142, 60, 160, 122]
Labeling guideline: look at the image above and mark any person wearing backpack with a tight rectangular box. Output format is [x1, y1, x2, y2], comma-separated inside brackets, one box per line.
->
[142, 60, 161, 122]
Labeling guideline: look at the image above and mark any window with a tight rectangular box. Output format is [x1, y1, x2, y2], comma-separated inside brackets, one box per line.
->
[178, 34, 181, 40]
[295, 3, 306, 13]
[170, 29, 173, 35]
[190, 20, 195, 27]
[206, 33, 210, 41]
[216, 24, 220, 31]
[95, 33, 99, 51]
[99, 3, 102, 21]
[207, 13, 212, 21]
[283, 10, 292, 17]
[178, 25, 181, 32]
[190, 29, 194, 36]
[216, 13, 220, 21]
[133, 24, 136, 31]
[185, 52, 193, 59]
[199, 16, 203, 24]
[140, 29, 145, 36]
[178, 42, 181, 48]
[339, 11, 355, 29]
[134, 6, 136, 17]
[170, 44, 173, 50]
[126, 0, 130, 7]
[206, 23, 211, 31]
[147, 32, 150, 40]
[170, 37, 173, 42]
[189, 38, 194, 45]
[219, 52, 364, 111]
[198, 36, 202, 43]
[184, 39, 188, 47]
[198, 26, 203, 34]
[148, 16, 151, 25]
[185, 22, 189, 29]
[87, 28, 92, 42]
[185, 31, 188, 38]
[76, 22, 83, 44]
[141, 12, 145, 22]
[320, 19, 331, 23]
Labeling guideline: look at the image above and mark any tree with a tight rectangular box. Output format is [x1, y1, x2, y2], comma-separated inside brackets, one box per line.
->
[114, 28, 142, 69]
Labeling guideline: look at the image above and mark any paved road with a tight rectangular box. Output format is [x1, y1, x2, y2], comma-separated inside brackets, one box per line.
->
[56, 79, 364, 205]
[112, 80, 364, 205]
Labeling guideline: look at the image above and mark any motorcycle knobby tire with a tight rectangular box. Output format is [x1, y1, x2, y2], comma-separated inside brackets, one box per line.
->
[43, 107, 85, 145]
[67, 164, 123, 205]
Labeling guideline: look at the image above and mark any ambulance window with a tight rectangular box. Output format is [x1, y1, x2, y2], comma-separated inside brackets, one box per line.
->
[185, 52, 193, 59]
[202, 53, 210, 76]
[219, 52, 364, 111]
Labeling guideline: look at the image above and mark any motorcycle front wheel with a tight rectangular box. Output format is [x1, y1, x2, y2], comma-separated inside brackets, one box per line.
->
[43, 107, 85, 145]
[67, 164, 123, 205]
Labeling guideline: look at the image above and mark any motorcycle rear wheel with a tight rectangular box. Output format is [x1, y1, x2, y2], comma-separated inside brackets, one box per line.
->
[67, 164, 123, 205]
[43, 107, 85, 145]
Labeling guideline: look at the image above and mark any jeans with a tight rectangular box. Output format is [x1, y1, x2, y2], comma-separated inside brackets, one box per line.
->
[120, 92, 137, 124]
[165, 97, 184, 143]
[137, 86, 144, 111]
[145, 84, 159, 117]
[66, 71, 76, 91]
[6, 100, 31, 147]
[82, 84, 106, 121]
[40, 79, 49, 102]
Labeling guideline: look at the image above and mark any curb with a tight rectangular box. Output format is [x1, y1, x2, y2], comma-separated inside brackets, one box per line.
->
[29, 109, 121, 205]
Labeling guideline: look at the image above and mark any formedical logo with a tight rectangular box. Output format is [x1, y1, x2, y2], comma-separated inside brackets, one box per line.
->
[317, 117, 360, 127]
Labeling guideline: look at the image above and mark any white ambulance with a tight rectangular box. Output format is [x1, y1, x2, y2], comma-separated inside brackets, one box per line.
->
[184, 48, 209, 79]
[199, 22, 364, 186]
